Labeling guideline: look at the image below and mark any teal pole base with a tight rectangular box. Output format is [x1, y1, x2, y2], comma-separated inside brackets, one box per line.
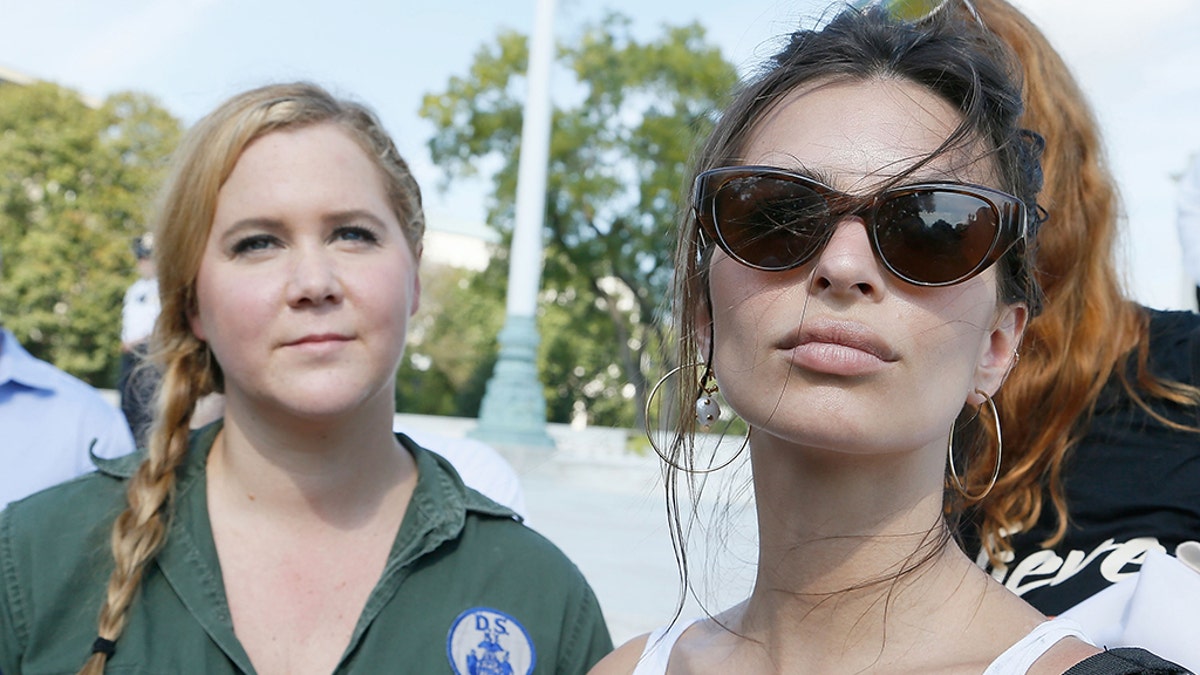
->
[471, 314, 555, 448]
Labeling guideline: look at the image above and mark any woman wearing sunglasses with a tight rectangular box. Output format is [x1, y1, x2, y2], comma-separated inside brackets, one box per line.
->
[590, 5, 1186, 675]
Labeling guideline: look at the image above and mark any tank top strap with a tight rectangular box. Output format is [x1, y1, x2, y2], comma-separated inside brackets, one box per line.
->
[631, 617, 703, 675]
[983, 617, 1092, 675]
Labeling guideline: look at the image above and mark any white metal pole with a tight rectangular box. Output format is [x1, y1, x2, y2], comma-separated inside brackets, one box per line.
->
[508, 0, 555, 318]
[472, 0, 557, 449]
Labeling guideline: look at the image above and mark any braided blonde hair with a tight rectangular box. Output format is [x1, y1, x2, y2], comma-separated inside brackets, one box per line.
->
[79, 82, 424, 673]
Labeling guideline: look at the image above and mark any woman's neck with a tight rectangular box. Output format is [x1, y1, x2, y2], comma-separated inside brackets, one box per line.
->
[675, 432, 1042, 674]
[707, 546, 1014, 675]
[207, 398, 414, 527]
[737, 430, 973, 629]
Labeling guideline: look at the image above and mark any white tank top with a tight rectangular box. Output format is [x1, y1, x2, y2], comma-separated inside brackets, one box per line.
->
[631, 616, 1090, 675]
[631, 617, 701, 675]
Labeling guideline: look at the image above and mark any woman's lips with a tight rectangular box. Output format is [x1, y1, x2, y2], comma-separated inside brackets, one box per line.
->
[781, 321, 898, 376]
[282, 333, 354, 354]
[286, 333, 352, 346]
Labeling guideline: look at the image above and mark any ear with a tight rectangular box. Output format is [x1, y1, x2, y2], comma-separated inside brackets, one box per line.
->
[410, 270, 422, 317]
[694, 291, 713, 362]
[188, 302, 206, 343]
[409, 241, 422, 317]
[968, 302, 1027, 405]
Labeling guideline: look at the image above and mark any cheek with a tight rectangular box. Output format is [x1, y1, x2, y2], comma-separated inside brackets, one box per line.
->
[709, 266, 756, 357]
[900, 284, 998, 375]
[358, 255, 419, 333]
[191, 265, 270, 345]
[708, 260, 800, 345]
[706, 263, 796, 395]
[189, 265, 219, 343]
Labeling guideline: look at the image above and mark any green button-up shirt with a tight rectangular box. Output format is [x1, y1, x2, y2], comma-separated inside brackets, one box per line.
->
[0, 423, 611, 674]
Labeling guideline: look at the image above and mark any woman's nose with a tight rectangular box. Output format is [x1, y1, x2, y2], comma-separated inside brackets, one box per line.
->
[286, 245, 344, 307]
[808, 218, 885, 299]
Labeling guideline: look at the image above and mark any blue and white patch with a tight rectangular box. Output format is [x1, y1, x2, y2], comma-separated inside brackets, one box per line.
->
[446, 606, 536, 675]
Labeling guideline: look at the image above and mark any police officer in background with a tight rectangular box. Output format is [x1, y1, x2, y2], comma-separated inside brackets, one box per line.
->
[117, 233, 160, 446]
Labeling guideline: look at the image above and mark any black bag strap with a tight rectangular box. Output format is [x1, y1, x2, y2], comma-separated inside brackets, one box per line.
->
[1064, 647, 1194, 675]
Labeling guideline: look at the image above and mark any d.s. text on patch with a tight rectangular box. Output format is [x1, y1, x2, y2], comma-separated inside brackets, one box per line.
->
[446, 606, 536, 675]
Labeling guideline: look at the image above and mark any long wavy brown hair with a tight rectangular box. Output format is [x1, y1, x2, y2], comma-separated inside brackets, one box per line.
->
[660, 5, 1043, 612]
[78, 82, 424, 675]
[966, 0, 1200, 563]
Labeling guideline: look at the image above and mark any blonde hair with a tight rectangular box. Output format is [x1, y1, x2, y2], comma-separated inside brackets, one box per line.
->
[80, 82, 424, 673]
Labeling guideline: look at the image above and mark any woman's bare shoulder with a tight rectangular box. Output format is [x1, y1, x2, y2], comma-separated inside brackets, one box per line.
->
[588, 633, 651, 675]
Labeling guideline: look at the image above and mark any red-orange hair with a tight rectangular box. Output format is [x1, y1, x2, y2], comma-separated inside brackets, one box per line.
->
[967, 0, 1200, 562]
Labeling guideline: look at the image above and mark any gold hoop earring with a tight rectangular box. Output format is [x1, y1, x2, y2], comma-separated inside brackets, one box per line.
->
[947, 389, 1002, 501]
[643, 363, 746, 473]
[644, 363, 690, 464]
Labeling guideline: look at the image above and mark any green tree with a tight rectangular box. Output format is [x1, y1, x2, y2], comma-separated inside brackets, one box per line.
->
[0, 82, 181, 385]
[396, 259, 506, 417]
[421, 12, 737, 427]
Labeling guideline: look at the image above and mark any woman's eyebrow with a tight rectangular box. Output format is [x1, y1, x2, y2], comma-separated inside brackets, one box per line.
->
[750, 161, 839, 188]
[219, 217, 285, 241]
[790, 165, 839, 187]
[323, 209, 389, 228]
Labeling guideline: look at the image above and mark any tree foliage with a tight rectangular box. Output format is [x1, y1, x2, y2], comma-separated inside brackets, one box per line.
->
[420, 12, 737, 427]
[396, 258, 505, 417]
[0, 81, 181, 385]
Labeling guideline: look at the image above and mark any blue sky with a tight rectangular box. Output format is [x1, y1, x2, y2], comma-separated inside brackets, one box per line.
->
[2, 0, 1198, 308]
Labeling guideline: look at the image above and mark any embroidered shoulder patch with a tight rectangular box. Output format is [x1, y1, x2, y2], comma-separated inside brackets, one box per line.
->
[446, 606, 536, 675]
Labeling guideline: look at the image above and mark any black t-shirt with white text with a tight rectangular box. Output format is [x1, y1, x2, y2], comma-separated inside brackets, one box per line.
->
[972, 308, 1200, 616]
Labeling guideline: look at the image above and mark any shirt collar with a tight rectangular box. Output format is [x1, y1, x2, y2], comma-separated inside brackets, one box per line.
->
[388, 434, 519, 560]
[109, 419, 519, 669]
[0, 328, 61, 392]
[91, 421, 519, 521]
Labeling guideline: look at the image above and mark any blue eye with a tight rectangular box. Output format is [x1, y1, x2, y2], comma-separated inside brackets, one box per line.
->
[336, 226, 380, 244]
[231, 234, 278, 254]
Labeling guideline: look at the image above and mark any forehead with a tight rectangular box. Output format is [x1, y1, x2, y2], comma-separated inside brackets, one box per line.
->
[741, 76, 992, 192]
[228, 123, 375, 183]
[213, 123, 391, 219]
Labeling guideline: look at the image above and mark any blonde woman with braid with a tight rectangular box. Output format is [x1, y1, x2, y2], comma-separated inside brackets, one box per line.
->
[0, 82, 611, 675]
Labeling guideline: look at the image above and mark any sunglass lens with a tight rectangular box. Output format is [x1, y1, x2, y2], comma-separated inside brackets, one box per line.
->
[873, 190, 1000, 285]
[849, 0, 950, 22]
[712, 174, 829, 270]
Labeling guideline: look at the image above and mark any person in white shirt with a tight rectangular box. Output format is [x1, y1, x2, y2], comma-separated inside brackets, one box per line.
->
[117, 233, 161, 446]
[395, 424, 528, 520]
